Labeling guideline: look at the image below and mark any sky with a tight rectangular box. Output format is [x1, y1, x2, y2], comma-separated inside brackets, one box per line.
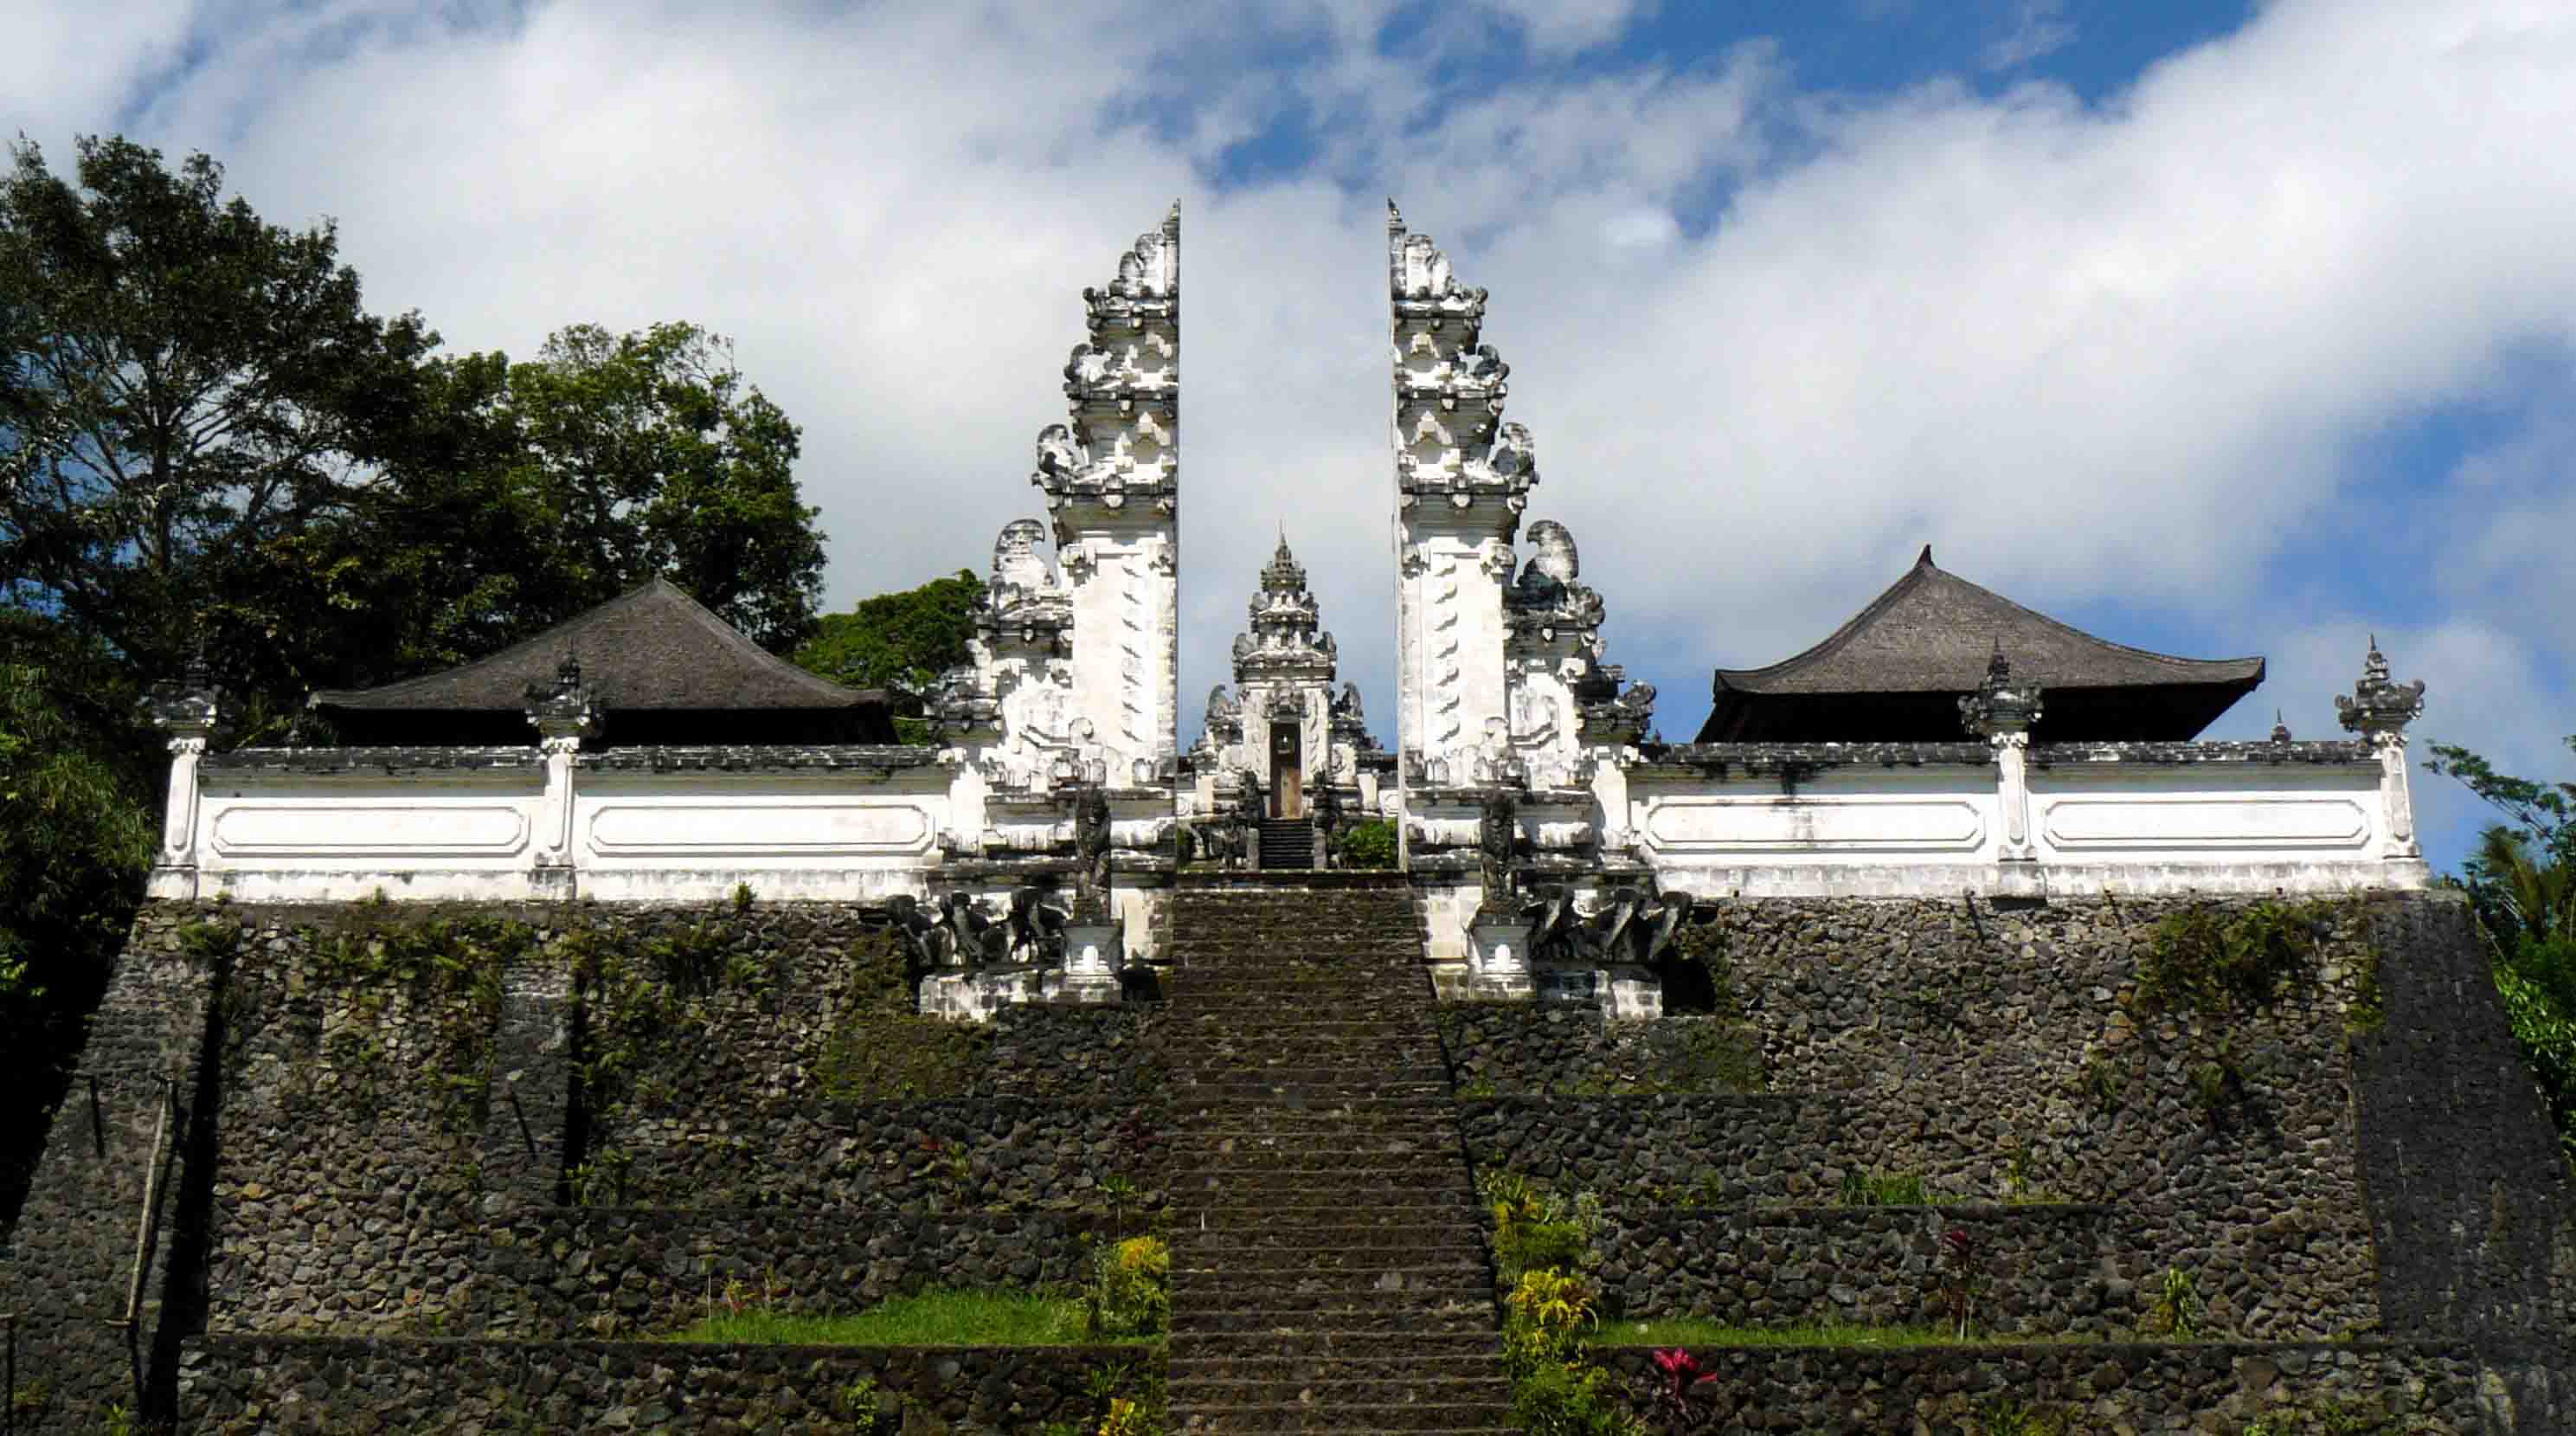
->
[6, 0, 2572, 875]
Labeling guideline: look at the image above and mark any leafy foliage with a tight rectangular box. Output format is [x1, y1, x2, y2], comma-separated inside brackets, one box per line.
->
[2430, 740, 2576, 1161]
[440, 321, 825, 654]
[0, 648, 153, 1221]
[1334, 817, 1398, 870]
[1502, 1269, 1641, 1436]
[0, 135, 442, 726]
[792, 569, 984, 737]
[2426, 736, 2576, 868]
[2136, 901, 2328, 1020]
[1086, 1236, 1170, 1339]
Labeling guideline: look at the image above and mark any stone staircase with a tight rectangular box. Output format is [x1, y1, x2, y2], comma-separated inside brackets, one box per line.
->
[1162, 875, 1517, 1435]
[1256, 817, 1314, 871]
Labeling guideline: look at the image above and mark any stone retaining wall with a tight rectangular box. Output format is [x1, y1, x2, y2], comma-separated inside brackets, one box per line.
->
[1445, 895, 2392, 1342]
[178, 1336, 1156, 1434]
[1591, 1340, 2495, 1434]
[1589, 1204, 2116, 1332]
[209, 1208, 1131, 1339]
[1458, 1095, 1837, 1204]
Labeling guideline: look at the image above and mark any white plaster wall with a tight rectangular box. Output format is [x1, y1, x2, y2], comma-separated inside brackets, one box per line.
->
[1634, 770, 2003, 868]
[1630, 761, 2422, 898]
[2027, 766, 2381, 866]
[194, 776, 545, 900]
[571, 775, 948, 900]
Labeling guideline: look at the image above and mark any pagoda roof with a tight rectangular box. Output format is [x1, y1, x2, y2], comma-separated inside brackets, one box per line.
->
[1697, 548, 2263, 744]
[312, 578, 892, 743]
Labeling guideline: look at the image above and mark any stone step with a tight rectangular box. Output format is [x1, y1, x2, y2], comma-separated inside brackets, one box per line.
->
[1167, 1304, 1494, 1336]
[1172, 1275, 1494, 1309]
[1185, 1157, 1474, 1184]
[1170, 1330, 1503, 1361]
[1177, 1138, 1463, 1165]
[1175, 1252, 1490, 1280]
[1172, 942, 1427, 954]
[1174, 1361, 1504, 1402]
[1175, 1229, 1490, 1259]
[1172, 1203, 1483, 1229]
[1163, 1010, 1434, 1028]
[1174, 1182, 1478, 1211]
[1167, 1397, 1517, 1433]
[1164, 1031, 1453, 1052]
[1169, 1083, 1454, 1104]
[1173, 1278, 1494, 1310]
[1171, 971, 1428, 988]
[1167, 1064, 1454, 1087]
[1168, 1353, 1509, 1384]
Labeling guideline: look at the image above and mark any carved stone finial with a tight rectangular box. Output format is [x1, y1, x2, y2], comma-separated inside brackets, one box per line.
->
[1959, 645, 2044, 739]
[145, 648, 222, 737]
[2335, 636, 2425, 740]
[525, 649, 598, 740]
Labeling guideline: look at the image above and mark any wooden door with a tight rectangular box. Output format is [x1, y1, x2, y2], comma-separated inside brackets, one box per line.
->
[1269, 722, 1302, 819]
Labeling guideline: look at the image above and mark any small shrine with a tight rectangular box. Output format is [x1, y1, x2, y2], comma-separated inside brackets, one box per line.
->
[1187, 535, 1385, 866]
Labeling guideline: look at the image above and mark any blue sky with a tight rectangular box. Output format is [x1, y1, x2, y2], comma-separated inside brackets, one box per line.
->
[6, 0, 2571, 873]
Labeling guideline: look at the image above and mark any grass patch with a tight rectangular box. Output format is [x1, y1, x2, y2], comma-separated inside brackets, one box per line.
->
[661, 1288, 1154, 1347]
[1596, 1318, 2094, 1349]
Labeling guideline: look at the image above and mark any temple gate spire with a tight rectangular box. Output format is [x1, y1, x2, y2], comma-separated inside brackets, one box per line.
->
[1035, 202, 1183, 782]
[1387, 202, 1532, 794]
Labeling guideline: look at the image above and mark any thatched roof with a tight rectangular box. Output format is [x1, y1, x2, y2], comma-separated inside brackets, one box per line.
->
[1698, 548, 2263, 743]
[312, 578, 892, 744]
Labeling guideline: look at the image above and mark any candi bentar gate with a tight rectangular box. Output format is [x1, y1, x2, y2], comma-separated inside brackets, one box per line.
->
[14, 206, 2571, 1436]
[137, 202, 2432, 1012]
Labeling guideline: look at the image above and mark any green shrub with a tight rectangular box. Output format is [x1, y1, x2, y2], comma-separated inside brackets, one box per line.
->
[1089, 1235, 1171, 1338]
[1337, 818, 1397, 869]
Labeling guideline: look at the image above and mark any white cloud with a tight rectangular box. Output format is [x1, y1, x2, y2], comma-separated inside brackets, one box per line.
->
[9, 0, 2576, 876]
[1983, 0, 2076, 72]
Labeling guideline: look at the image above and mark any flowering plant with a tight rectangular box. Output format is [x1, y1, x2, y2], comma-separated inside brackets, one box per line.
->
[1647, 1347, 1721, 1433]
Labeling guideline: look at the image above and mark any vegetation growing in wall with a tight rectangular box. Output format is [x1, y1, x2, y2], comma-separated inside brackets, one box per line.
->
[563, 909, 777, 1203]
[207, 903, 539, 1136]
[814, 928, 988, 1102]
[2136, 900, 2333, 1021]
[310, 903, 536, 1130]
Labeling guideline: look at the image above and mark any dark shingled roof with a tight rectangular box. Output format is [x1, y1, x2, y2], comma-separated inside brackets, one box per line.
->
[1699, 548, 2264, 744]
[312, 578, 894, 745]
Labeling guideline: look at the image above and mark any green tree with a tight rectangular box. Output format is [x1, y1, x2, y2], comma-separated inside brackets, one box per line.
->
[0, 618, 156, 1221]
[792, 570, 984, 741]
[454, 322, 826, 653]
[2430, 736, 2576, 1157]
[0, 134, 440, 730]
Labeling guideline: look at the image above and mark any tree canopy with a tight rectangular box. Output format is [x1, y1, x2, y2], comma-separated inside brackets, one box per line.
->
[2, 136, 830, 740]
[0, 135, 845, 1217]
[0, 134, 439, 727]
[2431, 734, 2576, 1159]
[792, 570, 985, 742]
